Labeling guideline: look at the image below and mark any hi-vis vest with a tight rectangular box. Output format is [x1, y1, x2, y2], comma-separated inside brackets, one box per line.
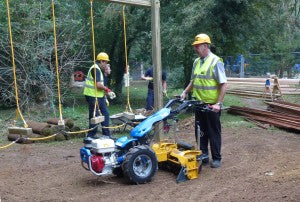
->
[83, 64, 104, 97]
[192, 53, 222, 103]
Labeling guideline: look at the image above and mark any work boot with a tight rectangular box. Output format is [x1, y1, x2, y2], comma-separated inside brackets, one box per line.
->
[210, 160, 221, 168]
[200, 153, 209, 164]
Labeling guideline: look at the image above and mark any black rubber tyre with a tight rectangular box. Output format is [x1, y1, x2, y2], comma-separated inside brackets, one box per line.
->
[122, 145, 158, 184]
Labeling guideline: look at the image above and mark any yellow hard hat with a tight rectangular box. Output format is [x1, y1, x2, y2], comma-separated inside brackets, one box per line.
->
[192, 33, 211, 45]
[97, 52, 110, 61]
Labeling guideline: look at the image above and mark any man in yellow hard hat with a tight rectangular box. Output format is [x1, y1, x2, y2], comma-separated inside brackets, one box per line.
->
[84, 52, 114, 138]
[180, 33, 227, 168]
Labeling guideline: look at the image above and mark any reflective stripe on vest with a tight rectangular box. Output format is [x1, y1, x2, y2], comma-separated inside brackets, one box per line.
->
[192, 53, 221, 103]
[83, 64, 104, 97]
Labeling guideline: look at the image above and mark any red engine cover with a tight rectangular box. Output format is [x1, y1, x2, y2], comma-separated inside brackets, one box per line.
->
[90, 155, 105, 173]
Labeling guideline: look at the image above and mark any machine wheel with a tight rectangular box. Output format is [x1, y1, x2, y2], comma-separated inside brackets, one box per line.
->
[122, 145, 158, 184]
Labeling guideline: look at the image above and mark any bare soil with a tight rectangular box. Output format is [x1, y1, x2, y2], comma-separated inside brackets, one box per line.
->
[0, 119, 299, 202]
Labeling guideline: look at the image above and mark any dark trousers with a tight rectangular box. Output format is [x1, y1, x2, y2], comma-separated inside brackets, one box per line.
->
[146, 89, 154, 110]
[85, 95, 110, 137]
[195, 108, 222, 161]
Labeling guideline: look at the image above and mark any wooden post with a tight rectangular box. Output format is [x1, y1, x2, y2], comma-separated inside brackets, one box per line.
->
[101, 0, 163, 141]
[151, 0, 162, 141]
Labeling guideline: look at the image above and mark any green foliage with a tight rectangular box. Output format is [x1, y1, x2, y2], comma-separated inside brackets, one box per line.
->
[167, 66, 185, 89]
[0, 0, 90, 108]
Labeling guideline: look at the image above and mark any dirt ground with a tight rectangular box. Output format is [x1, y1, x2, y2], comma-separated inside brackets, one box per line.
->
[0, 118, 299, 202]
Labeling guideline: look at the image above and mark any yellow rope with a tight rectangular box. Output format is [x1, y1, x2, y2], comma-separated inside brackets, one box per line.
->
[5, 0, 28, 128]
[66, 123, 126, 135]
[0, 139, 19, 150]
[102, 123, 126, 129]
[122, 5, 132, 113]
[27, 133, 58, 141]
[51, 0, 64, 123]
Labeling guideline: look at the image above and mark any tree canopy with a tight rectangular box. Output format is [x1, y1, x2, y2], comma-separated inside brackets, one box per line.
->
[0, 0, 299, 108]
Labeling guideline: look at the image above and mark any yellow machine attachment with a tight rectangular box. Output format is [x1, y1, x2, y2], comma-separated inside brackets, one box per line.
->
[152, 140, 202, 183]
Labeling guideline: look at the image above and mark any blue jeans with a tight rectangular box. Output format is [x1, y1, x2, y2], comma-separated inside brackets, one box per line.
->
[85, 96, 110, 137]
[146, 89, 154, 110]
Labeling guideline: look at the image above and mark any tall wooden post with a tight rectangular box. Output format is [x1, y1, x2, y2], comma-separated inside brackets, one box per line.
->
[104, 0, 163, 140]
[151, 0, 162, 141]
[151, 0, 162, 111]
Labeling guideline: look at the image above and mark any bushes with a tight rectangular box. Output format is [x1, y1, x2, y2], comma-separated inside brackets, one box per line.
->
[167, 66, 185, 89]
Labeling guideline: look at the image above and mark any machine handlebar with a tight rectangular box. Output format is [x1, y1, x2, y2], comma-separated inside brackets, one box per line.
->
[164, 99, 211, 117]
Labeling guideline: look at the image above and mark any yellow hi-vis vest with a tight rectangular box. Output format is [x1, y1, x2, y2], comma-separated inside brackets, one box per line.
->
[192, 53, 222, 103]
[83, 64, 104, 98]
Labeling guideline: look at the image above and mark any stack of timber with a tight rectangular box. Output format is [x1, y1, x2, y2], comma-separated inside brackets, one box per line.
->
[7, 118, 84, 144]
[227, 77, 300, 99]
[228, 101, 300, 133]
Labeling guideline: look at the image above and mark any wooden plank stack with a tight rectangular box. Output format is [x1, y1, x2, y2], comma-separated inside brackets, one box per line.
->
[228, 101, 300, 133]
[226, 77, 300, 99]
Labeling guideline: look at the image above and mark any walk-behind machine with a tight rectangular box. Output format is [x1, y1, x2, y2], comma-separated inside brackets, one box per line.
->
[80, 99, 208, 184]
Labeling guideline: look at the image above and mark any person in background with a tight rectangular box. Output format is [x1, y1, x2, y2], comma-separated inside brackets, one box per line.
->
[141, 67, 167, 111]
[83, 52, 112, 138]
[180, 33, 227, 168]
[104, 64, 111, 80]
[104, 64, 113, 106]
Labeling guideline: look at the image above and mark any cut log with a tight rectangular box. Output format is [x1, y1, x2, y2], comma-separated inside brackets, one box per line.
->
[7, 133, 41, 144]
[47, 118, 74, 129]
[27, 121, 51, 134]
[40, 124, 60, 136]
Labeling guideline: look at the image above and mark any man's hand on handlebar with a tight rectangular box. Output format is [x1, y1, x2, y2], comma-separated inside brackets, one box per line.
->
[208, 104, 221, 113]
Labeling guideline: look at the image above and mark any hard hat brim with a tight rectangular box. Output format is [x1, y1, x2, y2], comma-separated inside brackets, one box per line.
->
[192, 41, 211, 46]
[192, 41, 202, 46]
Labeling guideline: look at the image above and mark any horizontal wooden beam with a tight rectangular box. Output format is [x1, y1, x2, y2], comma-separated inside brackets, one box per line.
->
[102, 0, 151, 7]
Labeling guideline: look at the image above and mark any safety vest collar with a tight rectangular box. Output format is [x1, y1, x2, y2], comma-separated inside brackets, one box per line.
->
[194, 54, 219, 79]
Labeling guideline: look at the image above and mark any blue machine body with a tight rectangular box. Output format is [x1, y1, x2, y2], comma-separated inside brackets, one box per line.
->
[80, 147, 91, 164]
[115, 136, 138, 149]
[80, 106, 172, 165]
[130, 108, 170, 138]
[115, 107, 170, 149]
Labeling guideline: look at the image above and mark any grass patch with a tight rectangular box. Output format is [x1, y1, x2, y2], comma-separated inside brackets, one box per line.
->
[221, 112, 254, 128]
[223, 94, 247, 107]
[282, 94, 300, 104]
